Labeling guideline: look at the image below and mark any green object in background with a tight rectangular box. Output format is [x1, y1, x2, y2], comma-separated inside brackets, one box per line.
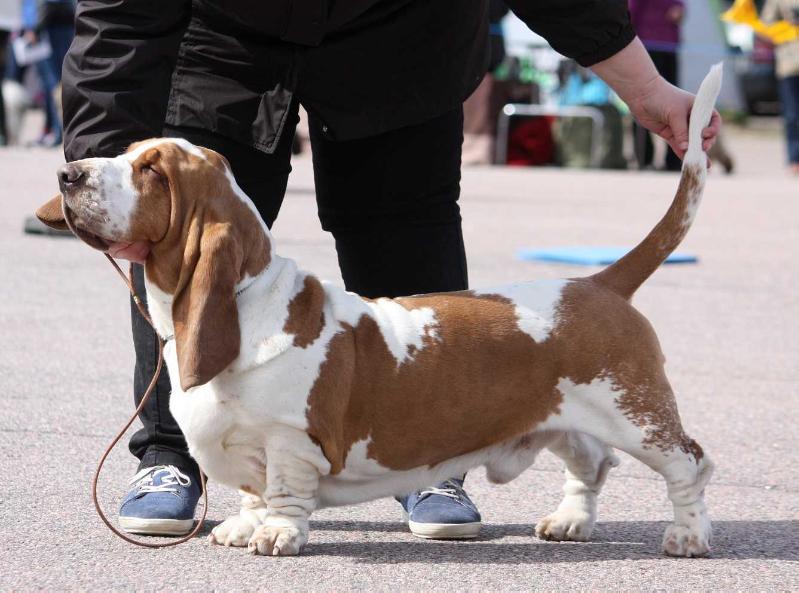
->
[554, 104, 628, 170]
[23, 216, 74, 237]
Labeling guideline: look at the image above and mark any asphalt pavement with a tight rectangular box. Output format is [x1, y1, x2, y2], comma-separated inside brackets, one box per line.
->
[1, 122, 797, 591]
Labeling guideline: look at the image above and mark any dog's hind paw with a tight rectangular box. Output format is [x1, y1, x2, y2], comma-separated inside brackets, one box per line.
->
[662, 523, 711, 557]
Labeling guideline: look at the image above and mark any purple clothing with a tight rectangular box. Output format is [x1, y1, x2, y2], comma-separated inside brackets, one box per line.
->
[629, 0, 683, 48]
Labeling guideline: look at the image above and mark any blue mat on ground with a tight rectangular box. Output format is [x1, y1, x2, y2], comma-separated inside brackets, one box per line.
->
[517, 246, 698, 266]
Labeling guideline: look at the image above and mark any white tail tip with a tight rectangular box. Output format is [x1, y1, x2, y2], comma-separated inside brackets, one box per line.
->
[684, 63, 723, 166]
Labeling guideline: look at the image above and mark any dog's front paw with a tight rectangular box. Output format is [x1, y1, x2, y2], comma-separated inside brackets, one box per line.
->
[209, 510, 265, 547]
[247, 518, 307, 557]
[535, 509, 595, 542]
[208, 515, 258, 547]
[662, 523, 711, 557]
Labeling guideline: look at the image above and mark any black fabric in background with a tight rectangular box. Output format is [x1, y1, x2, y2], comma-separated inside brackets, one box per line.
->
[63, 0, 635, 161]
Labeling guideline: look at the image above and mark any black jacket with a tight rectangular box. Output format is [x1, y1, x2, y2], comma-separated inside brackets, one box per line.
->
[63, 0, 635, 161]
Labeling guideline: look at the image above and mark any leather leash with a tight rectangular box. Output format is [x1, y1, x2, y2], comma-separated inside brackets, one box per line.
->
[91, 254, 208, 548]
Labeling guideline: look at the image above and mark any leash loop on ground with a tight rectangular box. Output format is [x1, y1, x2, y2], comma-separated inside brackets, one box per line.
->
[91, 255, 208, 548]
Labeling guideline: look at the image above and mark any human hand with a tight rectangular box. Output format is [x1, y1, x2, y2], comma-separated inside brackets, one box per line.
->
[592, 38, 722, 160]
[627, 76, 722, 159]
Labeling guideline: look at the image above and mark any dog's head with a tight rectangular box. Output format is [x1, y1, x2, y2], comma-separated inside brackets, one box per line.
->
[36, 138, 271, 390]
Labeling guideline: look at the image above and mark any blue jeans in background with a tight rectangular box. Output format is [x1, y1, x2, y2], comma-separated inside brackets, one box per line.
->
[778, 75, 799, 165]
[35, 23, 74, 143]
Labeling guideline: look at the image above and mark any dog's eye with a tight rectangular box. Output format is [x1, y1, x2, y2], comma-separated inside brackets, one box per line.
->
[143, 164, 164, 178]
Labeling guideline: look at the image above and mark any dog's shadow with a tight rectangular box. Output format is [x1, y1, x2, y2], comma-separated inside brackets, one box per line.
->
[297, 520, 798, 563]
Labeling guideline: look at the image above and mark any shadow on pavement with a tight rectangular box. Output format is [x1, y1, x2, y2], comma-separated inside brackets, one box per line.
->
[305, 520, 798, 563]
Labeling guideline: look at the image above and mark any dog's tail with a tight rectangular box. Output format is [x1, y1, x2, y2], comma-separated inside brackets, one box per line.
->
[592, 63, 723, 300]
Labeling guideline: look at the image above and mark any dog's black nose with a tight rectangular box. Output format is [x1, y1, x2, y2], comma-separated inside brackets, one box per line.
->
[58, 164, 85, 188]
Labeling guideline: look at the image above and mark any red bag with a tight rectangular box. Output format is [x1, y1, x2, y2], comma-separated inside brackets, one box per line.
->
[506, 116, 555, 166]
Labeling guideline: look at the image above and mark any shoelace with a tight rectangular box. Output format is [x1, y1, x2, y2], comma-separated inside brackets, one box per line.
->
[129, 465, 191, 494]
[418, 480, 465, 503]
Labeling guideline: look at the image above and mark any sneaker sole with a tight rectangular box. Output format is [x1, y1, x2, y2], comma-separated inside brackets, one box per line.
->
[407, 520, 481, 540]
[118, 517, 194, 536]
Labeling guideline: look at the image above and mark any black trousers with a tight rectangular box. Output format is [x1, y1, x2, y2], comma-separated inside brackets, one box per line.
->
[129, 104, 468, 475]
[633, 49, 681, 172]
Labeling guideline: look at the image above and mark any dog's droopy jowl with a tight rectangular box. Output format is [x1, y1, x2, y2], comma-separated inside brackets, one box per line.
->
[37, 66, 723, 558]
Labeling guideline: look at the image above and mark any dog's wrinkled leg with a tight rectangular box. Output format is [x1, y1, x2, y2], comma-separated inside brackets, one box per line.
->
[614, 404, 713, 557]
[208, 491, 268, 547]
[554, 368, 714, 556]
[247, 463, 318, 557]
[618, 438, 713, 558]
[657, 450, 714, 558]
[590, 375, 713, 557]
[536, 432, 619, 542]
[247, 429, 326, 557]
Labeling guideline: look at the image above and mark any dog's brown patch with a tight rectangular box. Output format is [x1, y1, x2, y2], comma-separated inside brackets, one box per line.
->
[305, 277, 701, 473]
[284, 276, 326, 348]
[304, 290, 565, 474]
[137, 142, 270, 296]
[553, 280, 702, 460]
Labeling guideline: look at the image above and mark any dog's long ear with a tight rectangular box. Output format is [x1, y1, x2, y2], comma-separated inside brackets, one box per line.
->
[172, 219, 242, 391]
[35, 194, 70, 231]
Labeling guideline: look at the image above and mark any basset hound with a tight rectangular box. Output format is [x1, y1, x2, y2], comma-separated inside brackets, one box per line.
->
[36, 66, 723, 558]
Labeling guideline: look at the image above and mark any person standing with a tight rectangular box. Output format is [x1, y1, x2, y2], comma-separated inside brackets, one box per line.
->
[22, 0, 75, 146]
[629, 0, 685, 171]
[0, 0, 21, 145]
[62, 0, 719, 541]
[763, 0, 799, 174]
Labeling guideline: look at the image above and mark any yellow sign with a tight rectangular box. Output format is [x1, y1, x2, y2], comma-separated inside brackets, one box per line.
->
[721, 0, 799, 44]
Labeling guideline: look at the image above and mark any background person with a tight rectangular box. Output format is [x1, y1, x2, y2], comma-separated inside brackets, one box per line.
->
[21, 0, 74, 146]
[62, 0, 719, 541]
[0, 0, 21, 145]
[763, 0, 799, 174]
[629, 0, 685, 171]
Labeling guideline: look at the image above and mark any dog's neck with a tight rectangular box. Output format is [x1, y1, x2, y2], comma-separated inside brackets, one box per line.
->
[143, 249, 299, 347]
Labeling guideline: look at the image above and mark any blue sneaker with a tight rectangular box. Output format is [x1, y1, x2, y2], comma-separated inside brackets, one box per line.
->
[118, 465, 200, 536]
[397, 478, 481, 539]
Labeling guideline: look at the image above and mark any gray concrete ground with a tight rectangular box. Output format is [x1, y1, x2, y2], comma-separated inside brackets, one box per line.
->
[1, 122, 797, 591]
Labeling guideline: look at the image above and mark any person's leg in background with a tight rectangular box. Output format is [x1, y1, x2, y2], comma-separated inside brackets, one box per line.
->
[649, 49, 682, 171]
[120, 106, 300, 536]
[34, 48, 61, 145]
[32, 23, 74, 146]
[777, 74, 799, 173]
[632, 117, 654, 169]
[0, 30, 9, 145]
[4, 37, 24, 83]
[46, 22, 74, 141]
[309, 107, 481, 539]
[633, 49, 681, 171]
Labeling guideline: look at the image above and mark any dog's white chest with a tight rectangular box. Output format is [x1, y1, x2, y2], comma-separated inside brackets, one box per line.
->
[165, 347, 268, 491]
